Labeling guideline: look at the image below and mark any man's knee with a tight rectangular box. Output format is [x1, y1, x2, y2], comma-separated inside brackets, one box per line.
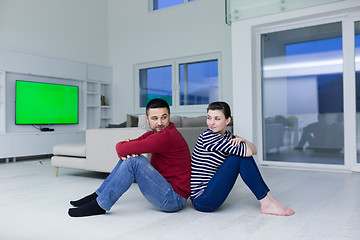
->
[122, 155, 151, 172]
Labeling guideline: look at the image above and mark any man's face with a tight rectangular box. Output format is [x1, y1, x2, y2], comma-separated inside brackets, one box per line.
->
[146, 107, 170, 133]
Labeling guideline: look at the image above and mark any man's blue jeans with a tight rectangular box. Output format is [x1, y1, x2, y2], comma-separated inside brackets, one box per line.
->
[95, 155, 186, 212]
[191, 155, 270, 212]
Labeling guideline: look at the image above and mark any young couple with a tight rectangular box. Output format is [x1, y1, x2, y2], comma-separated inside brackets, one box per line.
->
[68, 99, 294, 217]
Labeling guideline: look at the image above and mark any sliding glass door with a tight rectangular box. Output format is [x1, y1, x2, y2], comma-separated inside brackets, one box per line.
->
[261, 22, 345, 166]
[355, 21, 360, 166]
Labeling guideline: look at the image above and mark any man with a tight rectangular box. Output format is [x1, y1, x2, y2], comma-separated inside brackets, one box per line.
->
[294, 114, 329, 150]
[68, 99, 191, 217]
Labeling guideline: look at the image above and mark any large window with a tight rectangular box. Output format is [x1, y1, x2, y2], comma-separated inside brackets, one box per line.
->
[179, 60, 218, 105]
[139, 66, 172, 107]
[136, 54, 220, 110]
[261, 22, 344, 165]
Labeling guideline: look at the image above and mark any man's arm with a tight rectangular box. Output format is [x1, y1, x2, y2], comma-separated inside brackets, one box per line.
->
[116, 132, 151, 160]
[116, 131, 168, 159]
[118, 139, 139, 160]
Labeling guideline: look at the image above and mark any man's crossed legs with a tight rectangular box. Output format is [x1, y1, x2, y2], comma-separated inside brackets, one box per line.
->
[69, 155, 186, 217]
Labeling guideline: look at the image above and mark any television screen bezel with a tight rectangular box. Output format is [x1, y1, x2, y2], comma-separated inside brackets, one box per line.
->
[15, 80, 79, 125]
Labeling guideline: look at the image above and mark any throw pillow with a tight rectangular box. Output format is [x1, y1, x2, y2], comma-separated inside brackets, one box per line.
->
[138, 114, 151, 130]
[171, 115, 182, 127]
[107, 121, 127, 128]
[181, 116, 207, 127]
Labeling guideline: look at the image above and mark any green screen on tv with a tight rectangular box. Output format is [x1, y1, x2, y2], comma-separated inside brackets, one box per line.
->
[15, 80, 79, 125]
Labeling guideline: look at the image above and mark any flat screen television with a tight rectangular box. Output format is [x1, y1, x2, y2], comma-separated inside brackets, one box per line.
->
[15, 80, 79, 125]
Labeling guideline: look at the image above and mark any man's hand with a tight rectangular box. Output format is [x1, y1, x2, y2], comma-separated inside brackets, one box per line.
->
[120, 154, 139, 161]
[120, 139, 138, 160]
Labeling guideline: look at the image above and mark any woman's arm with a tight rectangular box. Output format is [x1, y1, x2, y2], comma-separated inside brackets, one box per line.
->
[230, 135, 257, 156]
[202, 131, 247, 157]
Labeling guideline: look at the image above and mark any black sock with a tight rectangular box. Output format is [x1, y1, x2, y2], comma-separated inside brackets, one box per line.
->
[70, 192, 98, 207]
[68, 199, 106, 217]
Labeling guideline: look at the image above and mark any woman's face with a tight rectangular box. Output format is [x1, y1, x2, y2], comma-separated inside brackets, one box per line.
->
[207, 110, 231, 136]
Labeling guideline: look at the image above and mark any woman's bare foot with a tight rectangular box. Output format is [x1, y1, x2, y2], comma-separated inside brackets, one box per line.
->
[259, 192, 295, 216]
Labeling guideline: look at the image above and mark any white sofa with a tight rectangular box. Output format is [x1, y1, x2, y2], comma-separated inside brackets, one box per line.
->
[51, 128, 147, 176]
[52, 115, 230, 176]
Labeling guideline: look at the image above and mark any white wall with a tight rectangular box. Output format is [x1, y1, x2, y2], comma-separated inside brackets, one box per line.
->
[108, 0, 232, 122]
[0, 0, 232, 124]
[0, 0, 109, 66]
[0, 1, 111, 158]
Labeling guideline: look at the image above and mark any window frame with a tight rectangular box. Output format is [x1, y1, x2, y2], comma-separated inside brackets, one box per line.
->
[149, 0, 194, 11]
[134, 52, 222, 114]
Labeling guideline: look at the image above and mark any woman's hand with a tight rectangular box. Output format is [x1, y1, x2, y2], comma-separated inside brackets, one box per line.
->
[229, 135, 245, 146]
[230, 135, 257, 156]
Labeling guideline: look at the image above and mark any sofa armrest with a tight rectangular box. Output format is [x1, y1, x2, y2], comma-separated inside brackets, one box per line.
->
[85, 128, 147, 173]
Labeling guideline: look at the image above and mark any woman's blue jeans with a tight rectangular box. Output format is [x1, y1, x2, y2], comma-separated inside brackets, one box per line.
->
[191, 155, 270, 212]
[95, 155, 186, 212]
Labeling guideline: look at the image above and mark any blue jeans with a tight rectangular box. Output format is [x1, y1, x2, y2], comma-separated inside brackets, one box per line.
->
[191, 155, 270, 212]
[95, 155, 186, 212]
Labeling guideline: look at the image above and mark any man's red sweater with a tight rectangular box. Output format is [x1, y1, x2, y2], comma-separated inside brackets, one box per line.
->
[115, 122, 191, 199]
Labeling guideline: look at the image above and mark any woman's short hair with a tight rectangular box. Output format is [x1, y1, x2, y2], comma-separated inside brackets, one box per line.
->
[207, 101, 231, 119]
[146, 98, 170, 115]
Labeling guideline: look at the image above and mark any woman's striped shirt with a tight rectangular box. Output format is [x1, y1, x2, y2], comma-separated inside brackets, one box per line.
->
[190, 129, 247, 199]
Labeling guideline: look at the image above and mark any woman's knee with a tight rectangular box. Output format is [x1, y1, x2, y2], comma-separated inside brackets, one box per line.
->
[191, 197, 221, 212]
[225, 154, 254, 164]
[193, 202, 218, 212]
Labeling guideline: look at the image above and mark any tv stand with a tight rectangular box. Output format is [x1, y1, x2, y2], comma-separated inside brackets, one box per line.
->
[40, 127, 54, 132]
[0, 131, 85, 159]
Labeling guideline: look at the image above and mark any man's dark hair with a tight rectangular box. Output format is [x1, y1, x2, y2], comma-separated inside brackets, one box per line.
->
[207, 101, 231, 119]
[146, 98, 170, 115]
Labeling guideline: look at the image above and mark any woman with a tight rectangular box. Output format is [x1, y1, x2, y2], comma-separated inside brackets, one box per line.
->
[190, 101, 294, 216]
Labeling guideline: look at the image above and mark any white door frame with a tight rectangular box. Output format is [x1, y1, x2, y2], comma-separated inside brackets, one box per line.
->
[346, 14, 360, 172]
[254, 13, 360, 172]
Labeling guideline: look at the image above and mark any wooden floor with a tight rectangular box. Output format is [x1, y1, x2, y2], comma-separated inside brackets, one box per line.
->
[1, 158, 360, 240]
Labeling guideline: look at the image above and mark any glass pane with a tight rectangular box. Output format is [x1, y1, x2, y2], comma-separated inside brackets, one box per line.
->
[355, 21, 360, 164]
[261, 22, 344, 165]
[154, 0, 184, 10]
[179, 60, 218, 105]
[226, 0, 343, 23]
[139, 66, 172, 107]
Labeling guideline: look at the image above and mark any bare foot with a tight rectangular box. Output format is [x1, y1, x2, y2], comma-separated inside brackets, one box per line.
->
[259, 192, 295, 216]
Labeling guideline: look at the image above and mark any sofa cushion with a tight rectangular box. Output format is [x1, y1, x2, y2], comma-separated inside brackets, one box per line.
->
[138, 114, 151, 130]
[107, 121, 127, 128]
[53, 143, 86, 157]
[171, 115, 182, 127]
[138, 114, 182, 129]
[126, 114, 138, 127]
[181, 116, 207, 127]
[51, 156, 86, 169]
